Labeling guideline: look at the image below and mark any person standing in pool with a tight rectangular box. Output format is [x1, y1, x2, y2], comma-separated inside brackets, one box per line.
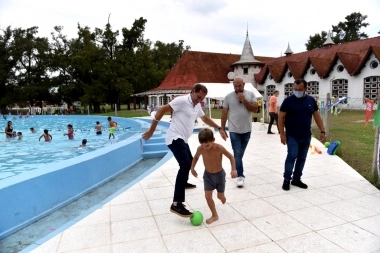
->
[107, 117, 116, 139]
[64, 124, 74, 140]
[39, 129, 52, 142]
[95, 121, 103, 135]
[5, 121, 13, 138]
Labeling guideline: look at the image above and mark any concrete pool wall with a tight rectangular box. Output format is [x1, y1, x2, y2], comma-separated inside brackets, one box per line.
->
[0, 119, 170, 239]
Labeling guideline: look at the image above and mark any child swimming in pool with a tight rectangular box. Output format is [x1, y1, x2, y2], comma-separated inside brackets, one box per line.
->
[30, 127, 36, 133]
[79, 139, 87, 147]
[17, 132, 23, 140]
[64, 124, 74, 140]
[95, 121, 103, 135]
[39, 129, 52, 142]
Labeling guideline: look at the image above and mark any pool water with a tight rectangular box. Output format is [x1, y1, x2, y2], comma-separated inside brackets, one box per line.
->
[0, 115, 162, 180]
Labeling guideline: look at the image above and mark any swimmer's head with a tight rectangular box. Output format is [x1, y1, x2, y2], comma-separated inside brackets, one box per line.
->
[96, 121, 100, 124]
[107, 117, 111, 121]
[82, 139, 87, 145]
[30, 127, 34, 131]
[17, 132, 22, 136]
[44, 129, 48, 134]
[67, 124, 73, 129]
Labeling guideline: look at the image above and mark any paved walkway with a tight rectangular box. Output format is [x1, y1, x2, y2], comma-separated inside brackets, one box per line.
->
[26, 117, 380, 253]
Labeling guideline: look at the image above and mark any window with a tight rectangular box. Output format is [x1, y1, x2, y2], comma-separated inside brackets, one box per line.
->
[266, 85, 276, 98]
[287, 72, 293, 78]
[307, 81, 319, 96]
[284, 83, 293, 97]
[363, 76, 380, 103]
[310, 69, 316, 75]
[150, 96, 157, 106]
[269, 74, 273, 80]
[370, 61, 379, 69]
[332, 79, 348, 99]
[337, 65, 344, 72]
[243, 67, 248, 75]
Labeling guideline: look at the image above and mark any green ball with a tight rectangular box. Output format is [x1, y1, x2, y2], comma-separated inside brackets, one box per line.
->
[324, 142, 331, 148]
[190, 211, 203, 226]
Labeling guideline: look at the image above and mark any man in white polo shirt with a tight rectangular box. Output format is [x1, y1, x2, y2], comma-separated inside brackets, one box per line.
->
[142, 84, 227, 217]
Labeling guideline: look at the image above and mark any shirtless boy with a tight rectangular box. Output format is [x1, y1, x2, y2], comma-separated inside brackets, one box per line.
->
[190, 128, 237, 224]
[39, 129, 52, 142]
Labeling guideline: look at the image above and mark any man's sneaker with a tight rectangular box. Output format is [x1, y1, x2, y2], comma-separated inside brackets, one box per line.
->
[237, 177, 244, 188]
[291, 180, 308, 189]
[170, 203, 193, 218]
[185, 183, 196, 189]
[267, 132, 275, 134]
[282, 180, 290, 191]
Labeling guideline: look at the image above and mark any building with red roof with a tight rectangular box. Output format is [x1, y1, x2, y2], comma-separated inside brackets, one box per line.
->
[135, 31, 380, 108]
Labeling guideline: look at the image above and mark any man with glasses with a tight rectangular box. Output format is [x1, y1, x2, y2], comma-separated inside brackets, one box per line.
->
[278, 78, 326, 191]
[142, 84, 227, 217]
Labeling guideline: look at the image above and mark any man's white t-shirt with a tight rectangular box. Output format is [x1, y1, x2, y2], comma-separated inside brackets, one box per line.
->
[165, 94, 205, 145]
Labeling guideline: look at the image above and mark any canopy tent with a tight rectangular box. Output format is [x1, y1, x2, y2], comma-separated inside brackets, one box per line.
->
[195, 83, 264, 119]
[197, 83, 263, 100]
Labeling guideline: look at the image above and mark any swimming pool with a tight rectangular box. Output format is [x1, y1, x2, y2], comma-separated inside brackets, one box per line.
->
[0, 115, 165, 180]
[0, 116, 170, 239]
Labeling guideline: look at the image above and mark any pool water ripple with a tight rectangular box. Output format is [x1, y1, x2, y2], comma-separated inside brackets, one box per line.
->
[0, 115, 162, 180]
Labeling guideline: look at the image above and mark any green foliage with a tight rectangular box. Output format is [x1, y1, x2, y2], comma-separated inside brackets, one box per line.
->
[0, 17, 189, 111]
[305, 12, 369, 50]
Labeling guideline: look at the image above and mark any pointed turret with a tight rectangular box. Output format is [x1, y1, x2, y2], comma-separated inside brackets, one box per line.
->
[323, 30, 335, 48]
[284, 42, 293, 56]
[231, 31, 262, 66]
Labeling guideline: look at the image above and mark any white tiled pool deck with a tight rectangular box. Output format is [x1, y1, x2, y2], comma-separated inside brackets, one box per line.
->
[27, 117, 380, 253]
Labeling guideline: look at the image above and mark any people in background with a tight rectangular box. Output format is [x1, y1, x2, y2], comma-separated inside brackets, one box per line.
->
[80, 139, 87, 147]
[30, 127, 36, 133]
[64, 124, 74, 140]
[107, 117, 116, 139]
[39, 129, 52, 142]
[95, 121, 103, 135]
[268, 90, 280, 134]
[5, 121, 13, 138]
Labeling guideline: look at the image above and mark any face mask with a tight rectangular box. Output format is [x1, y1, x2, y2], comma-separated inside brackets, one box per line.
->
[293, 91, 304, 98]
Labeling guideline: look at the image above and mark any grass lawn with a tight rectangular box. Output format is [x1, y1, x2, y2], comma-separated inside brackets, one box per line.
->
[312, 110, 377, 187]
[95, 106, 378, 187]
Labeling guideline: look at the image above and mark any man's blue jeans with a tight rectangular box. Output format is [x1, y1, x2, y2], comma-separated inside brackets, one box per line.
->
[168, 138, 192, 203]
[229, 132, 251, 177]
[284, 135, 311, 181]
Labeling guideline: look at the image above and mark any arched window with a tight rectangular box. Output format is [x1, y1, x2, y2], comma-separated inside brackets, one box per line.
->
[284, 83, 293, 97]
[364, 76, 380, 103]
[150, 96, 157, 107]
[307, 81, 319, 96]
[266, 85, 276, 98]
[332, 79, 348, 99]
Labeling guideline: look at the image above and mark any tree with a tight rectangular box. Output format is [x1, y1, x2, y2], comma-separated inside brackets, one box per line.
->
[332, 12, 369, 43]
[0, 26, 16, 110]
[305, 12, 369, 50]
[10, 26, 51, 107]
[305, 31, 328, 51]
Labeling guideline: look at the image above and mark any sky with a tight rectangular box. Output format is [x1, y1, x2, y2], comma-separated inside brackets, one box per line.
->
[1, 0, 379, 57]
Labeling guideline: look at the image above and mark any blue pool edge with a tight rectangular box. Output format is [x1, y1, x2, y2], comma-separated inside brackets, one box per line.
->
[0, 117, 171, 240]
[19, 151, 173, 253]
